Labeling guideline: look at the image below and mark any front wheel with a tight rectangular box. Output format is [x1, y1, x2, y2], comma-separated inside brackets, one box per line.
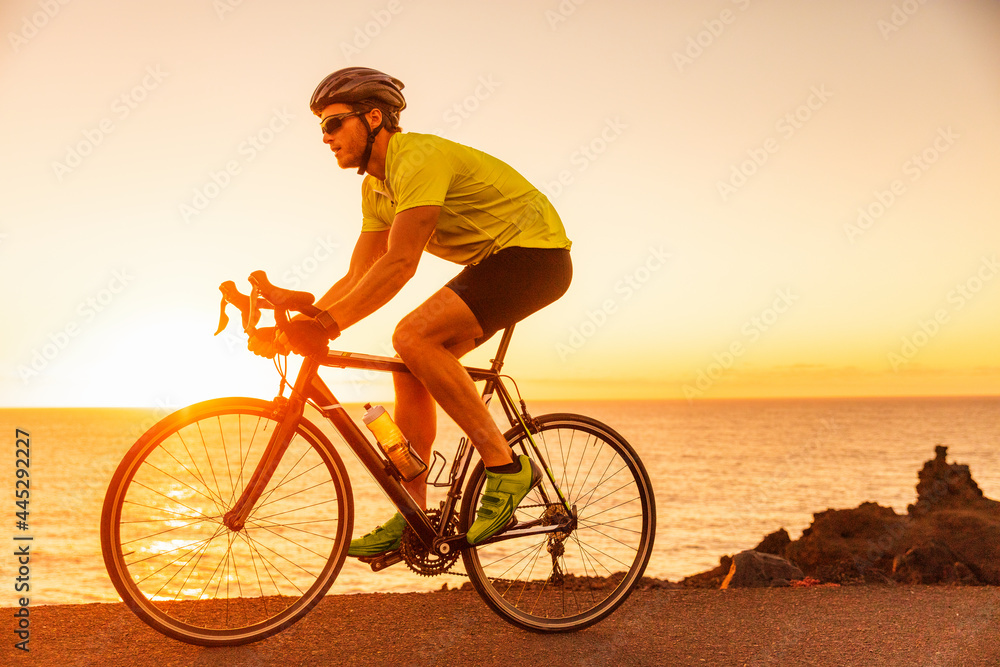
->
[460, 413, 656, 632]
[101, 398, 353, 646]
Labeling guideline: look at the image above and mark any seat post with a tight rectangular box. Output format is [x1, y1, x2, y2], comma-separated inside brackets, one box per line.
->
[489, 325, 515, 374]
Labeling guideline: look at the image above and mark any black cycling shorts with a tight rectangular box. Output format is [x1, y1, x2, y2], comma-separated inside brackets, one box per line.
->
[445, 246, 572, 346]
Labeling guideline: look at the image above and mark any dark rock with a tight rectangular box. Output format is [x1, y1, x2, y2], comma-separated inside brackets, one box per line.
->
[680, 555, 732, 589]
[784, 502, 908, 583]
[892, 542, 964, 585]
[904, 509, 1000, 585]
[636, 576, 682, 590]
[908, 445, 1000, 516]
[721, 550, 804, 588]
[753, 528, 791, 556]
[685, 447, 1000, 587]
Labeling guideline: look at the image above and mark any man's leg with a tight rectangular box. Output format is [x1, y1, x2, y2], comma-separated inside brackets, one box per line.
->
[391, 372, 434, 511]
[391, 334, 475, 509]
[391, 287, 515, 469]
[348, 322, 482, 557]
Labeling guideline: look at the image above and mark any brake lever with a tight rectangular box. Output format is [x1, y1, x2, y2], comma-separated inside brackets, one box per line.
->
[216, 280, 264, 336]
[215, 295, 230, 336]
[247, 284, 262, 335]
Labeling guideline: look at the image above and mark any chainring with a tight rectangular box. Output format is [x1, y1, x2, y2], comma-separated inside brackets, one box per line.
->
[400, 508, 460, 577]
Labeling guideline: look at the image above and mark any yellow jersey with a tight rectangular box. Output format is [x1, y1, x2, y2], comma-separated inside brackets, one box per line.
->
[361, 132, 571, 265]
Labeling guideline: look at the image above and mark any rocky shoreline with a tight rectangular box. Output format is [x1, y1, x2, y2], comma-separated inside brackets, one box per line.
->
[678, 445, 1000, 589]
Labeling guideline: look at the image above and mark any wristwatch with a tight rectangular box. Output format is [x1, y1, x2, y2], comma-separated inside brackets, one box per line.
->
[315, 310, 341, 339]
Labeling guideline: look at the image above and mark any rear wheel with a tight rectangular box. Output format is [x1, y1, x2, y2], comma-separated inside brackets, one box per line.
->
[101, 398, 353, 646]
[461, 413, 655, 632]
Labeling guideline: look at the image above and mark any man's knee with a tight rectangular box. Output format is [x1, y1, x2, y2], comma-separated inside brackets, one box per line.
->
[392, 318, 425, 359]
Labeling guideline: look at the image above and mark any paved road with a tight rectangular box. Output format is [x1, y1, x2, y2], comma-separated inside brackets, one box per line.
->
[7, 586, 1000, 666]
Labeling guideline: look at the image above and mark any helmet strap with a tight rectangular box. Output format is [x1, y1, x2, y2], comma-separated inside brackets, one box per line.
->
[357, 114, 384, 176]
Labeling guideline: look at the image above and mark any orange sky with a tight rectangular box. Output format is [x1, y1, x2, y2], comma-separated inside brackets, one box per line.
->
[1, 0, 999, 406]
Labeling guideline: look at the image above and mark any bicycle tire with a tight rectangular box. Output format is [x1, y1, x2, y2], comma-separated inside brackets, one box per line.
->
[101, 397, 353, 646]
[460, 413, 655, 632]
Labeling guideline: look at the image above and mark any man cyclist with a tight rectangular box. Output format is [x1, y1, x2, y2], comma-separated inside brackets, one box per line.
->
[252, 67, 572, 554]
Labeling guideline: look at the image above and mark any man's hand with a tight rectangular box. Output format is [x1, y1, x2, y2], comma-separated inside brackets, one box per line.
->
[248, 320, 332, 359]
[283, 319, 332, 356]
[247, 327, 289, 359]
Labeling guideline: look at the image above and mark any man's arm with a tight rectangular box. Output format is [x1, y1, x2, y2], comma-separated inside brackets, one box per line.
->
[314, 230, 390, 310]
[325, 205, 440, 330]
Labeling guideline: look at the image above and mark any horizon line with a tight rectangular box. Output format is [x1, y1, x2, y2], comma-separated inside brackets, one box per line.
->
[3, 392, 1000, 409]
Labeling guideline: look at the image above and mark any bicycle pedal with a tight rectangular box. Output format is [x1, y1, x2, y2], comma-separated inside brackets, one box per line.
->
[358, 549, 403, 572]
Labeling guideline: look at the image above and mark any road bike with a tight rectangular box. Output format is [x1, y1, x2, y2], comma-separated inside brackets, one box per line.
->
[100, 271, 656, 646]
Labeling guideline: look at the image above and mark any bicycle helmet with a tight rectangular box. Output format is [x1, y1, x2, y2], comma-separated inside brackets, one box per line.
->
[310, 67, 406, 175]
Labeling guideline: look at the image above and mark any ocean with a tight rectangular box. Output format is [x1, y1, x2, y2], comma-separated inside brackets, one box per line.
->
[2, 396, 998, 606]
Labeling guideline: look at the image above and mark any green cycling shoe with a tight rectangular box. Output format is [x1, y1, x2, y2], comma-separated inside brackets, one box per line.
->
[467, 455, 543, 545]
[348, 512, 407, 557]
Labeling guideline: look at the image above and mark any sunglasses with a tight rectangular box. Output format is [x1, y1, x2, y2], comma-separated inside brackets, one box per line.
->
[319, 111, 362, 135]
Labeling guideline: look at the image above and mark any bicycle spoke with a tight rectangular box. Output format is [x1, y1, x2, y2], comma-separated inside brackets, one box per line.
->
[244, 520, 333, 561]
[253, 439, 317, 512]
[177, 427, 226, 518]
[121, 499, 218, 524]
[572, 533, 633, 573]
[217, 416, 237, 513]
[254, 475, 334, 511]
[129, 532, 216, 581]
[247, 517, 341, 542]
[121, 515, 222, 551]
[250, 497, 339, 524]
[146, 454, 226, 503]
[237, 532, 308, 596]
[129, 480, 222, 525]
[576, 523, 640, 553]
[568, 432, 599, 505]
[196, 421, 226, 514]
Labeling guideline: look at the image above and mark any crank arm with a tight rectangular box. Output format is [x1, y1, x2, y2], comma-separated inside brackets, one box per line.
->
[357, 549, 403, 572]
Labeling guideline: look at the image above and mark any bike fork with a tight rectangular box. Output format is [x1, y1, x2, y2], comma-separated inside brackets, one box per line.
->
[222, 358, 316, 531]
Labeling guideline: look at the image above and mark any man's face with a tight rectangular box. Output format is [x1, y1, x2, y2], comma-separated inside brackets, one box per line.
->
[317, 103, 368, 170]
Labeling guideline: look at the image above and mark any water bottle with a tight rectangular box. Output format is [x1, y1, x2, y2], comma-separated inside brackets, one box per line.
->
[362, 403, 427, 481]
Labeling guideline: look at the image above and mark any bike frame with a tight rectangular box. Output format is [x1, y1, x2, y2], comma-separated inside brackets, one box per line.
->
[222, 325, 573, 559]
